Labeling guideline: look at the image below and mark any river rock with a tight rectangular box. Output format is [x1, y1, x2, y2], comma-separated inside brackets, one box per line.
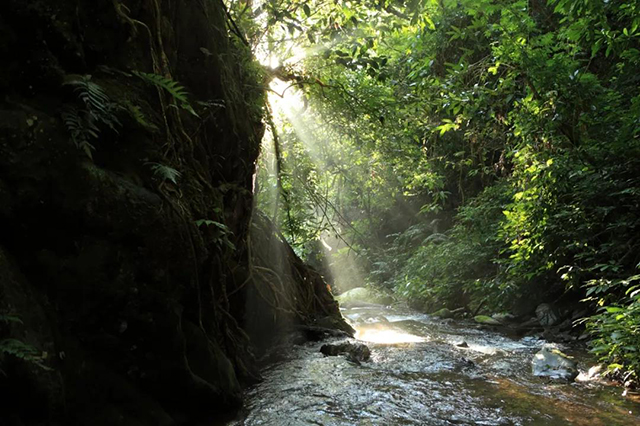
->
[492, 313, 516, 323]
[531, 344, 578, 381]
[474, 315, 502, 325]
[519, 317, 540, 328]
[432, 308, 454, 318]
[586, 364, 603, 380]
[354, 313, 390, 325]
[335, 287, 393, 306]
[535, 303, 561, 327]
[320, 341, 371, 363]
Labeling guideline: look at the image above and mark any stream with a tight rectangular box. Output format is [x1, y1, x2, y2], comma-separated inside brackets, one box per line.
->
[229, 304, 640, 425]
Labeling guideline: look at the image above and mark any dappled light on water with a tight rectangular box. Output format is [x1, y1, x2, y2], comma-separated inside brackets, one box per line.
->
[355, 326, 426, 344]
[234, 304, 640, 425]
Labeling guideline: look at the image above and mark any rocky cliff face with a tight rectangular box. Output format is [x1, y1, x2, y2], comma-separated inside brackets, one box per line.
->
[0, 1, 347, 424]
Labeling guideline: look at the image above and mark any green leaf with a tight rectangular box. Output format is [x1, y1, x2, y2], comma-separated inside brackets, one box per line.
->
[195, 219, 230, 233]
[147, 162, 181, 184]
[133, 71, 197, 116]
[0, 314, 23, 324]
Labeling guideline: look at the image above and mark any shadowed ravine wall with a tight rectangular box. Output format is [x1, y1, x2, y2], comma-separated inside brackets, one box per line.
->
[0, 1, 348, 424]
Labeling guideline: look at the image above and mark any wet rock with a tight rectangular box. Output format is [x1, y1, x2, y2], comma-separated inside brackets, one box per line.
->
[535, 303, 561, 327]
[492, 313, 516, 323]
[519, 317, 541, 328]
[455, 357, 476, 371]
[586, 364, 603, 380]
[474, 315, 502, 325]
[298, 325, 353, 342]
[432, 308, 453, 319]
[314, 316, 357, 335]
[353, 313, 390, 325]
[455, 341, 469, 348]
[433, 307, 466, 319]
[461, 357, 475, 367]
[320, 341, 371, 364]
[335, 287, 393, 306]
[556, 318, 573, 331]
[531, 344, 578, 381]
[550, 331, 577, 343]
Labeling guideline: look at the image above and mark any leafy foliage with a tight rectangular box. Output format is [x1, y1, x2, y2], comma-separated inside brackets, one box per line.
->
[61, 107, 99, 158]
[0, 339, 52, 372]
[0, 313, 23, 325]
[195, 219, 236, 250]
[146, 162, 181, 184]
[585, 275, 640, 382]
[124, 100, 159, 132]
[132, 71, 198, 117]
[0, 313, 52, 373]
[392, 182, 514, 310]
[253, 0, 640, 378]
[62, 75, 122, 158]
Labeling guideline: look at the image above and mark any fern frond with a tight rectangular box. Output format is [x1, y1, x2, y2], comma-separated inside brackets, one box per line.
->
[124, 101, 158, 131]
[61, 107, 95, 159]
[195, 219, 230, 232]
[61, 75, 122, 159]
[195, 219, 235, 250]
[0, 313, 23, 324]
[64, 75, 110, 112]
[132, 71, 199, 117]
[146, 162, 181, 184]
[132, 71, 189, 104]
[0, 339, 53, 371]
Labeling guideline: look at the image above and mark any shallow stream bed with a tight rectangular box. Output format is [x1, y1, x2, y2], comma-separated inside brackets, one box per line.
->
[230, 304, 640, 425]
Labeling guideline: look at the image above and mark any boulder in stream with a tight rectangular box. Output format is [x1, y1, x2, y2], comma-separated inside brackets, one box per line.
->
[320, 341, 371, 364]
[492, 313, 516, 323]
[531, 344, 578, 381]
[335, 287, 393, 306]
[535, 303, 561, 327]
[432, 308, 454, 318]
[586, 364, 604, 380]
[474, 315, 502, 325]
[431, 307, 466, 319]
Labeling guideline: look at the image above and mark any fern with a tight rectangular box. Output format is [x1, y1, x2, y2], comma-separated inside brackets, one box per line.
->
[146, 162, 181, 184]
[195, 219, 230, 232]
[0, 339, 52, 371]
[132, 71, 189, 103]
[124, 100, 158, 131]
[132, 71, 199, 117]
[195, 219, 235, 250]
[61, 75, 121, 159]
[0, 314, 23, 324]
[64, 75, 109, 110]
[61, 107, 98, 159]
[63, 75, 121, 132]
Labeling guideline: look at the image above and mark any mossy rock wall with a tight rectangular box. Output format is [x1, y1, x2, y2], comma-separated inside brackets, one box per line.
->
[0, 1, 346, 424]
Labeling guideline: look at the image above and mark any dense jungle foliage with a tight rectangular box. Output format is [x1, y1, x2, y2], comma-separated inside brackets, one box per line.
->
[237, 0, 640, 380]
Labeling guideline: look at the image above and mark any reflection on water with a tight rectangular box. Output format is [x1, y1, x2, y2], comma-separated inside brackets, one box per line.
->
[229, 304, 640, 425]
[355, 327, 426, 344]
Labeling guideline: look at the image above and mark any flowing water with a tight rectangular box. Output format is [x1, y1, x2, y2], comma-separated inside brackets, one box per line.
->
[229, 304, 640, 425]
